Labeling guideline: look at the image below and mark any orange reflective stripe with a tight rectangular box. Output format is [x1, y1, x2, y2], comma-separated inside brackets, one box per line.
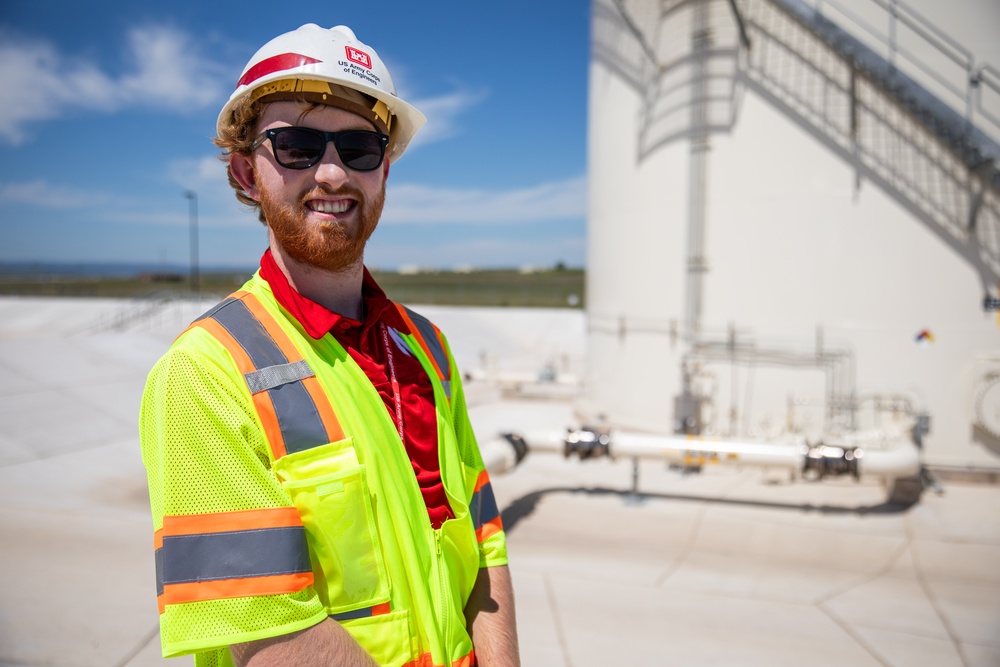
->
[476, 515, 503, 543]
[330, 601, 393, 622]
[239, 293, 305, 362]
[471, 469, 501, 541]
[237, 292, 347, 444]
[195, 317, 256, 374]
[251, 391, 288, 459]
[158, 572, 313, 613]
[403, 648, 475, 667]
[473, 470, 490, 493]
[395, 304, 446, 383]
[193, 311, 290, 457]
[193, 291, 347, 459]
[301, 374, 346, 443]
[161, 507, 303, 536]
[156, 508, 312, 614]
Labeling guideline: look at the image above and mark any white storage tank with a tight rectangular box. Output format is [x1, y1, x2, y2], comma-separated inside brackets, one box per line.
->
[582, 0, 1000, 471]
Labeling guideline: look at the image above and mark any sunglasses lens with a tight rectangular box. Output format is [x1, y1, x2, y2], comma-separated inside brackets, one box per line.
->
[336, 131, 386, 171]
[267, 128, 386, 171]
[272, 128, 324, 169]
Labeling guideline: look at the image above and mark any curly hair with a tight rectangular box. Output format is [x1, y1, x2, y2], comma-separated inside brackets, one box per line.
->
[214, 94, 267, 223]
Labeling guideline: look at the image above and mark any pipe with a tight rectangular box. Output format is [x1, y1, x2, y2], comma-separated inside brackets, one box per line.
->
[856, 442, 921, 478]
[612, 432, 804, 469]
[509, 426, 922, 481]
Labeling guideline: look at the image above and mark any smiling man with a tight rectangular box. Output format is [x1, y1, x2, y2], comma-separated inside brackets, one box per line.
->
[139, 24, 519, 667]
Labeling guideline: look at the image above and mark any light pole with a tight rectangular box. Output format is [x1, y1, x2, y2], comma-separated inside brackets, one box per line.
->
[184, 190, 200, 298]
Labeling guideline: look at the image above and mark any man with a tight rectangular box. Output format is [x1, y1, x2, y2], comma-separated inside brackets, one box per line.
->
[139, 24, 520, 667]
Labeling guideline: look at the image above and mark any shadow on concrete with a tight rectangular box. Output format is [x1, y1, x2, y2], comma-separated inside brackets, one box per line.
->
[500, 485, 914, 534]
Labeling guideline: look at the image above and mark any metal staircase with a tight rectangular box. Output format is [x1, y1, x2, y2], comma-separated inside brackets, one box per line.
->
[599, 0, 1000, 296]
[734, 0, 1000, 294]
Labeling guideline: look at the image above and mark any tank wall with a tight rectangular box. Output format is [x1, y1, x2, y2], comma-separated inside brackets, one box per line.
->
[585, 53, 691, 432]
[585, 0, 1000, 466]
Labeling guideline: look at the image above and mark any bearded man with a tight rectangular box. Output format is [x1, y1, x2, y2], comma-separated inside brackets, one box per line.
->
[139, 24, 519, 667]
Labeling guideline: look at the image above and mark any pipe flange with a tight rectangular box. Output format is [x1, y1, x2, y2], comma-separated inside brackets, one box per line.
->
[974, 374, 1000, 441]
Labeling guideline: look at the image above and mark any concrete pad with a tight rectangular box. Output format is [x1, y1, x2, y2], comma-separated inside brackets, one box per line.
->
[910, 540, 1000, 585]
[822, 574, 953, 639]
[0, 508, 158, 666]
[963, 642, 1000, 667]
[547, 579, 883, 666]
[503, 569, 568, 667]
[691, 509, 907, 573]
[0, 437, 160, 667]
[662, 550, 870, 604]
[850, 626, 965, 667]
[2, 297, 999, 667]
[500, 453, 1000, 667]
[923, 579, 1000, 649]
[907, 484, 1000, 544]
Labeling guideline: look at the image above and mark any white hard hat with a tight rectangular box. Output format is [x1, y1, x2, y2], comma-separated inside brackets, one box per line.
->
[218, 24, 426, 161]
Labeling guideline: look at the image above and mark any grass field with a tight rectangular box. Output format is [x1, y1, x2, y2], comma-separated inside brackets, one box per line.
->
[0, 267, 586, 309]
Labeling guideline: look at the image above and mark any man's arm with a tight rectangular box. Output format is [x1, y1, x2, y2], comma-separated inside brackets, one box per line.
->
[464, 564, 521, 667]
[230, 617, 379, 667]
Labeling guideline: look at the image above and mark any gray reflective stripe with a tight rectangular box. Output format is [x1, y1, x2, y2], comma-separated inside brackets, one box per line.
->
[157, 526, 311, 588]
[403, 306, 451, 390]
[245, 359, 314, 394]
[155, 545, 164, 596]
[270, 381, 329, 454]
[194, 296, 238, 324]
[471, 481, 500, 530]
[212, 299, 288, 369]
[332, 606, 378, 621]
[203, 297, 330, 455]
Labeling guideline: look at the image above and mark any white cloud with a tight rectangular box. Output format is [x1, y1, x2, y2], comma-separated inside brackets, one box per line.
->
[383, 175, 587, 224]
[0, 179, 111, 209]
[0, 27, 228, 144]
[119, 27, 228, 110]
[166, 155, 229, 192]
[405, 88, 489, 149]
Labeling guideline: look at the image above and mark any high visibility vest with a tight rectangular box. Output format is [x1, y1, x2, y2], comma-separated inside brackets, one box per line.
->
[146, 276, 506, 667]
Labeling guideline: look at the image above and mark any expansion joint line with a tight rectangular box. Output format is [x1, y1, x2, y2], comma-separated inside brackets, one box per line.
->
[543, 572, 574, 667]
[907, 515, 972, 667]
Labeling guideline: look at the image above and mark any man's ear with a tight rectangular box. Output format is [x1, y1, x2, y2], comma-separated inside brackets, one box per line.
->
[230, 153, 260, 201]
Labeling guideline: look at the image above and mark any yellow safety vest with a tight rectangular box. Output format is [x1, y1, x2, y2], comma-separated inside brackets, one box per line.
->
[140, 274, 507, 667]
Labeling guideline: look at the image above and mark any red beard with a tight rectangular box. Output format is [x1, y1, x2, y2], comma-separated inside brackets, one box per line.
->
[260, 182, 385, 273]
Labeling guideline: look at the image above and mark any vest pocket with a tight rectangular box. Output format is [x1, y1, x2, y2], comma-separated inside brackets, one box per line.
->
[273, 439, 390, 614]
[342, 610, 416, 667]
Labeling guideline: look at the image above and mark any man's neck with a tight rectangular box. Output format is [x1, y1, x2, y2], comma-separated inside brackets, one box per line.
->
[269, 242, 365, 320]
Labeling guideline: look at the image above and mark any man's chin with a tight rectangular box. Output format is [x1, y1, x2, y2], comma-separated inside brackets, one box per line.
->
[281, 241, 365, 274]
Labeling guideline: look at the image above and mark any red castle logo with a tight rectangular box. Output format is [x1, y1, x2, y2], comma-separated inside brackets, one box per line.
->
[345, 46, 372, 69]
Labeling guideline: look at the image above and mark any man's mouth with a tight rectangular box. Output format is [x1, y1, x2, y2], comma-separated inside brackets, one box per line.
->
[306, 198, 355, 215]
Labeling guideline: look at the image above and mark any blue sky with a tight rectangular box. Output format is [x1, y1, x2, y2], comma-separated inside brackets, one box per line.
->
[0, 1, 590, 271]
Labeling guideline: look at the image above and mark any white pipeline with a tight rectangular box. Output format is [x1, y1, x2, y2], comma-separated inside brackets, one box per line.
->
[612, 432, 803, 469]
[509, 428, 921, 480]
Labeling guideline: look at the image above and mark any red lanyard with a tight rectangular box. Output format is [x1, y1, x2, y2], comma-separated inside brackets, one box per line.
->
[380, 322, 405, 442]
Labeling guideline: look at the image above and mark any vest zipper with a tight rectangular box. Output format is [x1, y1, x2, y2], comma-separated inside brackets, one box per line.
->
[434, 529, 450, 660]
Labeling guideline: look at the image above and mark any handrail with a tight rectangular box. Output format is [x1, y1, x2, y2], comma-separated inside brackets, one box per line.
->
[810, 0, 997, 138]
[976, 64, 1000, 132]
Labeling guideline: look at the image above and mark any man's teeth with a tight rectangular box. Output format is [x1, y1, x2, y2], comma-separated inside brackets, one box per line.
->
[309, 200, 352, 214]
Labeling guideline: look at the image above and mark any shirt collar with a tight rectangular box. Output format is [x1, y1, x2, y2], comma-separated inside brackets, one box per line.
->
[258, 249, 400, 340]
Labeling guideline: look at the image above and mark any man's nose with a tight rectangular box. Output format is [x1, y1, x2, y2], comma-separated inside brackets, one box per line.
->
[313, 144, 350, 187]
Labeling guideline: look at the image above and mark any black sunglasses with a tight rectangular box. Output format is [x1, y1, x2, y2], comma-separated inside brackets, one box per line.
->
[250, 127, 390, 171]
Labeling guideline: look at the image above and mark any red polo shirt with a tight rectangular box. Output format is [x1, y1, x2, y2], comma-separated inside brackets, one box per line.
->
[259, 250, 454, 528]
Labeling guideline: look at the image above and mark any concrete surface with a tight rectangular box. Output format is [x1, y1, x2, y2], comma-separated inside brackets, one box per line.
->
[0, 295, 997, 666]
